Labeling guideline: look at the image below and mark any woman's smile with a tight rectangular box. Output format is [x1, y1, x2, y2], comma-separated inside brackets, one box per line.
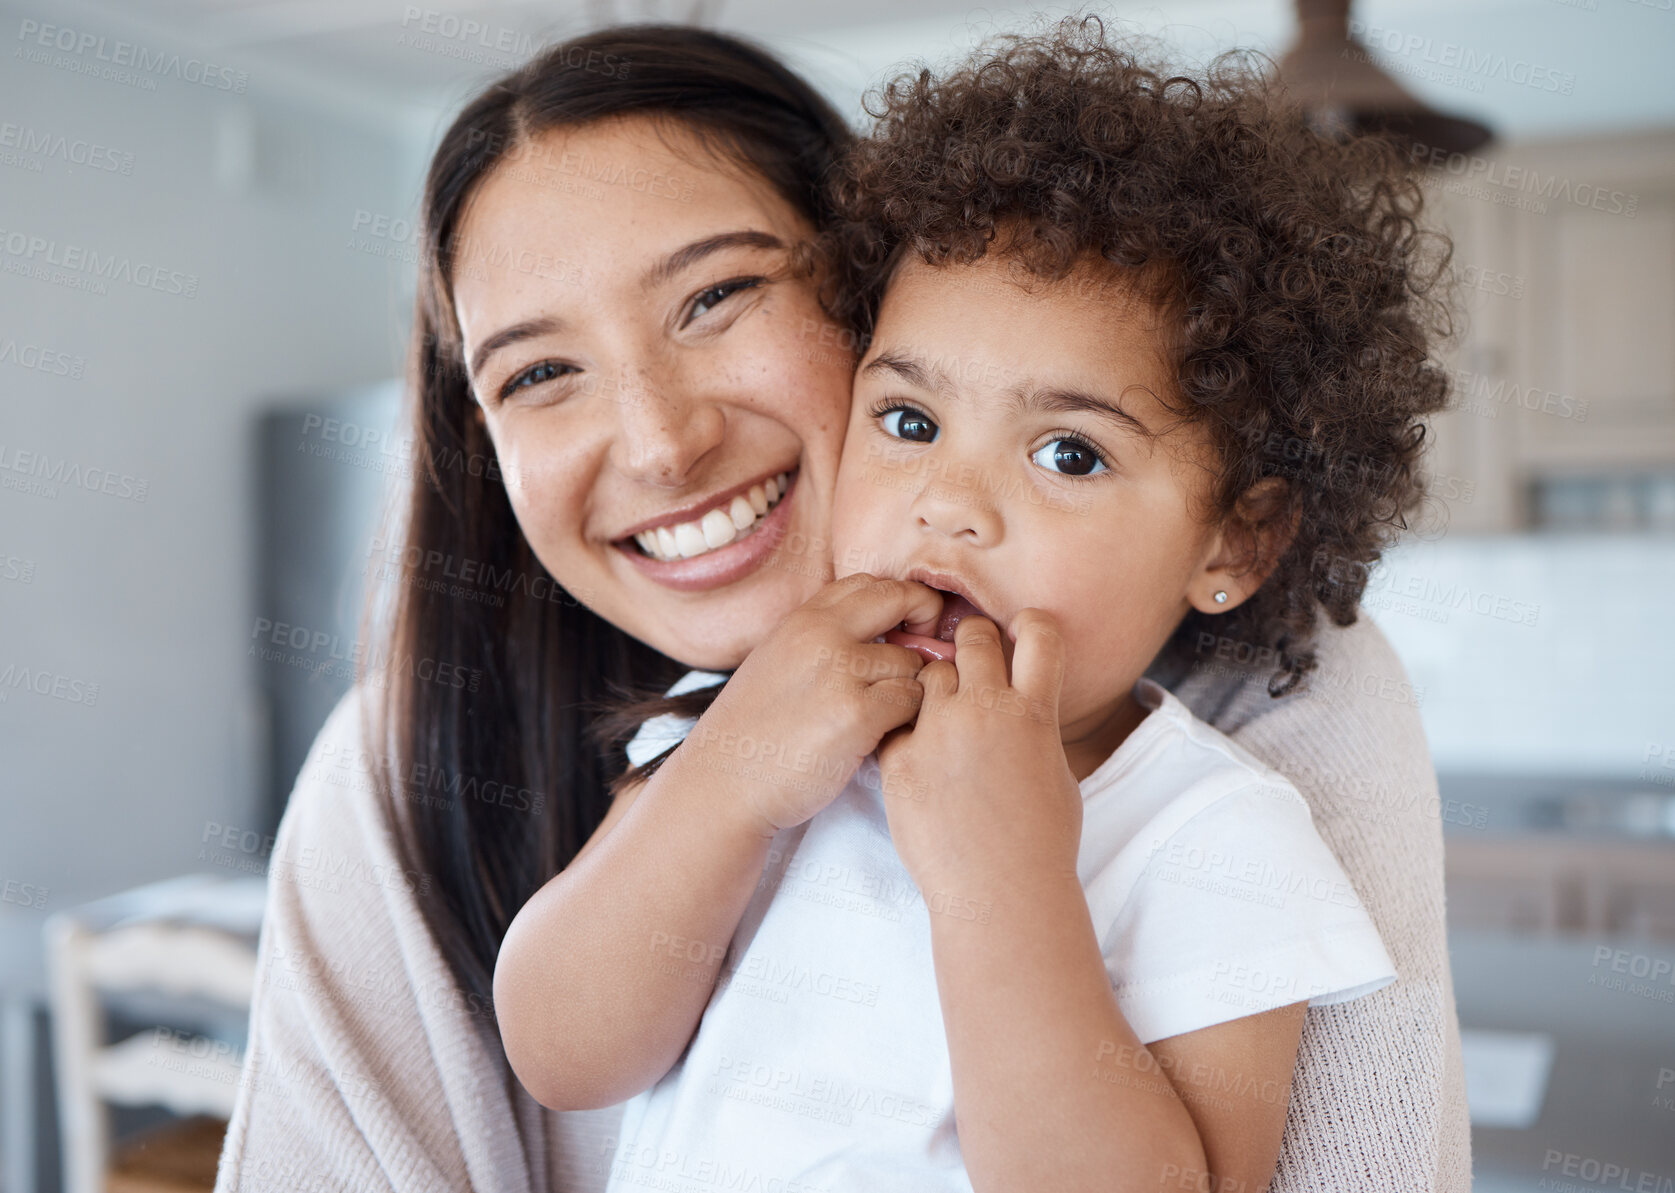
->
[615, 466, 800, 592]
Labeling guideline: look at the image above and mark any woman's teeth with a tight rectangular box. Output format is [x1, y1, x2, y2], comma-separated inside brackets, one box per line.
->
[632, 473, 789, 562]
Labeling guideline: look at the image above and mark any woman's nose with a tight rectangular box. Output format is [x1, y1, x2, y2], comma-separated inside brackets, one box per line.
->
[909, 470, 1005, 546]
[606, 366, 726, 487]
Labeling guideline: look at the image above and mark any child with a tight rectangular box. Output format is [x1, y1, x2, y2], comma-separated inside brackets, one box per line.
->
[495, 20, 1450, 1193]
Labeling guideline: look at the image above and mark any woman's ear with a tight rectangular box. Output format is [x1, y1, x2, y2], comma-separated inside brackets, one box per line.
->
[1189, 478, 1297, 614]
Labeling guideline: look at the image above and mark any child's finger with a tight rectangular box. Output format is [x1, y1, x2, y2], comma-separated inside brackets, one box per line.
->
[950, 616, 1008, 696]
[1007, 608, 1066, 714]
[875, 721, 914, 772]
[813, 642, 923, 691]
[830, 577, 944, 642]
[854, 642, 928, 682]
[803, 571, 883, 611]
[916, 658, 960, 706]
[857, 677, 924, 740]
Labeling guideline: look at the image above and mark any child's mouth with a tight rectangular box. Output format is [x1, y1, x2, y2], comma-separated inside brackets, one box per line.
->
[883, 588, 988, 663]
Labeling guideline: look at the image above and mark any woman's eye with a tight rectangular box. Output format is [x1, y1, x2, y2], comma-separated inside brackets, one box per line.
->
[880, 407, 939, 443]
[1031, 438, 1108, 476]
[500, 359, 576, 401]
[686, 278, 760, 324]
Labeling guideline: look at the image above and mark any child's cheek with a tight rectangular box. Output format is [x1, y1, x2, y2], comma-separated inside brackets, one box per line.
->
[830, 489, 885, 580]
[831, 415, 891, 575]
[829, 462, 871, 580]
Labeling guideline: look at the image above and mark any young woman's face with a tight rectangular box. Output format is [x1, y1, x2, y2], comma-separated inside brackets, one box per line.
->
[451, 116, 851, 670]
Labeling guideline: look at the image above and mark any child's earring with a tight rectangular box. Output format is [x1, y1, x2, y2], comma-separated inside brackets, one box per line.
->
[1213, 590, 1229, 606]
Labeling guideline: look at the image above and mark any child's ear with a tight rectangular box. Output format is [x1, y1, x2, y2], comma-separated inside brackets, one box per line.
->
[1189, 478, 1297, 614]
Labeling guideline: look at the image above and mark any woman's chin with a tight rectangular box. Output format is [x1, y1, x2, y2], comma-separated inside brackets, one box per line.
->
[646, 618, 757, 674]
[636, 570, 828, 673]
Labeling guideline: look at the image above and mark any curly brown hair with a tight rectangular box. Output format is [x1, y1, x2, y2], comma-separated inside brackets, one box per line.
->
[821, 16, 1455, 695]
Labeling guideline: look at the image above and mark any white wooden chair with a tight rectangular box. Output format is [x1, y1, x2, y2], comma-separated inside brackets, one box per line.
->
[45, 875, 265, 1193]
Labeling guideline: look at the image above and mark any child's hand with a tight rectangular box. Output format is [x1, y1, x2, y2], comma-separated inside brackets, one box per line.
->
[876, 609, 1081, 898]
[695, 573, 943, 836]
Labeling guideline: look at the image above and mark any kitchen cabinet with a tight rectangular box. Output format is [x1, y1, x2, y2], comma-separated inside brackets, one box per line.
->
[1421, 130, 1675, 533]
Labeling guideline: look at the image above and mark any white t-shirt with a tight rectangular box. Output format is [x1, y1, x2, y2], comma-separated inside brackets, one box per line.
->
[605, 671, 1396, 1193]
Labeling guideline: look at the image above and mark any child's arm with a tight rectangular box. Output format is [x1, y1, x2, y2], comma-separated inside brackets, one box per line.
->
[877, 611, 1304, 1192]
[920, 865, 1304, 1192]
[495, 745, 780, 1111]
[493, 575, 941, 1111]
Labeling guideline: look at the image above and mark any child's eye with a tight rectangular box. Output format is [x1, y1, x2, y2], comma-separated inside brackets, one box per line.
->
[1031, 437, 1108, 477]
[876, 405, 940, 443]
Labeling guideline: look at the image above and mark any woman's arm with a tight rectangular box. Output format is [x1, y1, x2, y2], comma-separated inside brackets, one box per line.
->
[1159, 616, 1469, 1193]
[217, 690, 542, 1193]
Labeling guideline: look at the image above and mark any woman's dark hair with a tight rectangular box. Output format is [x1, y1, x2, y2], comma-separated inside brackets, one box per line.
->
[823, 17, 1455, 695]
[363, 25, 851, 1006]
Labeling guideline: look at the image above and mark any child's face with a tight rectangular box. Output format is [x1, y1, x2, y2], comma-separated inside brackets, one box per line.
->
[832, 254, 1228, 741]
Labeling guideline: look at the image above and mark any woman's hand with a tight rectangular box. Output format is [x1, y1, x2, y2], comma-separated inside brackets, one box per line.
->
[692, 573, 943, 835]
[876, 609, 1081, 898]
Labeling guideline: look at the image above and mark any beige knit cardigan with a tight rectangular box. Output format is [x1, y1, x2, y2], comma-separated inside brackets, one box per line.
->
[214, 614, 1470, 1192]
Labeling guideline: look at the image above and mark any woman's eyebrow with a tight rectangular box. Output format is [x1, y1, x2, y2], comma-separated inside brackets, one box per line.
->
[470, 315, 564, 379]
[643, 229, 785, 289]
[468, 231, 785, 379]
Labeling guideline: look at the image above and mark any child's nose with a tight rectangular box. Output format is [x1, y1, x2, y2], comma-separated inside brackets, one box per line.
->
[909, 478, 1004, 545]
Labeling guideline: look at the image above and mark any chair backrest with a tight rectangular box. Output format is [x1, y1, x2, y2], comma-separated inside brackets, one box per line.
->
[45, 876, 266, 1193]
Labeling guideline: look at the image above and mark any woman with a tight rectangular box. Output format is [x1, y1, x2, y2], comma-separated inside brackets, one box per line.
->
[214, 24, 1468, 1193]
